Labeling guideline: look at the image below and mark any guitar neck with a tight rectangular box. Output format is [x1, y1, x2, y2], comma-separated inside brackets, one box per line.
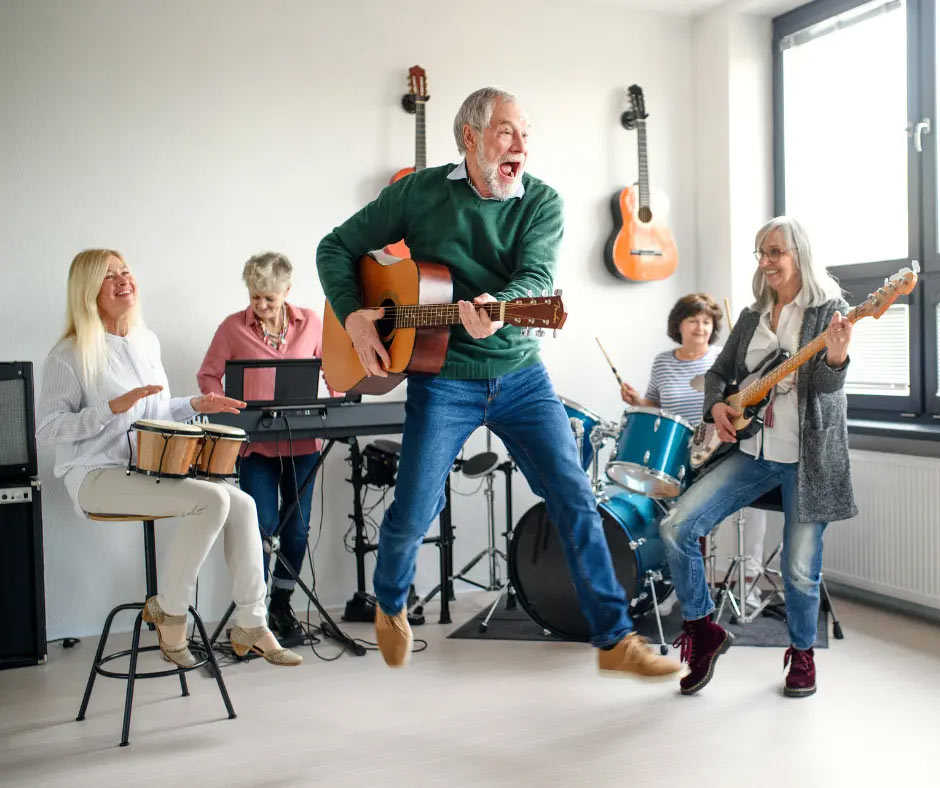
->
[415, 101, 427, 171]
[737, 304, 861, 406]
[636, 120, 649, 210]
[392, 302, 503, 328]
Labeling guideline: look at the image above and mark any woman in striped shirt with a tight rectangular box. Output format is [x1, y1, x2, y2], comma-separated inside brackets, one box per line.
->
[620, 293, 768, 610]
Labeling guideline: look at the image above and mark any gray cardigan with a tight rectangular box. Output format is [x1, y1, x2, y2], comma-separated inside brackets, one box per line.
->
[703, 298, 858, 524]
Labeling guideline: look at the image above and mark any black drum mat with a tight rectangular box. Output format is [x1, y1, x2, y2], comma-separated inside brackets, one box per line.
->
[448, 599, 828, 649]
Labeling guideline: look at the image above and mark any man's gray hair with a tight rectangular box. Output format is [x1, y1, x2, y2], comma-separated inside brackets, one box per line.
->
[453, 87, 523, 155]
[242, 251, 293, 294]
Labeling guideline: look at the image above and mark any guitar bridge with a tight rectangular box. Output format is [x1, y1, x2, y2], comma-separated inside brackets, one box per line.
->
[630, 249, 664, 256]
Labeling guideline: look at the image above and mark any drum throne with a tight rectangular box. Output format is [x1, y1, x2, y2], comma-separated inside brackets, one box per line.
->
[75, 514, 236, 747]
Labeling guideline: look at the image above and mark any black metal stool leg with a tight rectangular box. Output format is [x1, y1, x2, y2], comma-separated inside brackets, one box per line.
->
[191, 606, 236, 720]
[120, 611, 145, 747]
[178, 672, 190, 697]
[76, 603, 133, 722]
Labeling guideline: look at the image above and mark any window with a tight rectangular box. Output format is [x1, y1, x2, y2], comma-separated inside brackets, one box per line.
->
[774, 0, 940, 428]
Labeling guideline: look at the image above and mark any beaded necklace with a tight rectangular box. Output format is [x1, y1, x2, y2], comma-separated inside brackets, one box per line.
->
[260, 305, 288, 349]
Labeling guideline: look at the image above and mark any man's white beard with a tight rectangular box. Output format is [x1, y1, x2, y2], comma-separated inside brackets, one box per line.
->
[476, 146, 518, 200]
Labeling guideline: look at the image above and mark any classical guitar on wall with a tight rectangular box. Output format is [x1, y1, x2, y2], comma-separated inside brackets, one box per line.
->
[322, 255, 567, 395]
[604, 85, 678, 282]
[384, 66, 430, 259]
[689, 267, 919, 470]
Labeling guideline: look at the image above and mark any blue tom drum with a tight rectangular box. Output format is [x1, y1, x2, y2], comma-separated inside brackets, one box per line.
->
[559, 396, 606, 471]
[606, 407, 693, 499]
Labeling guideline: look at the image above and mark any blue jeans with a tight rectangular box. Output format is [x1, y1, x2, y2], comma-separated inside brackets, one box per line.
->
[239, 451, 320, 591]
[659, 450, 826, 650]
[373, 364, 632, 648]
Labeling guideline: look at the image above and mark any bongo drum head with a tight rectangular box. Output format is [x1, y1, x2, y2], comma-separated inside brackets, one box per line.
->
[133, 419, 204, 435]
[200, 422, 247, 439]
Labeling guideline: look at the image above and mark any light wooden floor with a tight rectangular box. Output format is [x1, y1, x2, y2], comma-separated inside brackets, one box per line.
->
[1, 593, 938, 788]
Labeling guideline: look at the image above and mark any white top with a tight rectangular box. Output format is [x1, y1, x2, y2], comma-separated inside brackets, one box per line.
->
[645, 345, 721, 426]
[36, 328, 198, 510]
[739, 287, 809, 464]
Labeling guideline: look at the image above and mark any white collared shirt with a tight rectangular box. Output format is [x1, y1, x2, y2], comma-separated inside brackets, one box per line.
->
[37, 328, 197, 512]
[446, 159, 525, 200]
[739, 287, 811, 464]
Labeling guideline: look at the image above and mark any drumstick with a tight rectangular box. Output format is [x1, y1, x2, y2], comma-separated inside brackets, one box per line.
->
[723, 297, 734, 330]
[595, 337, 623, 386]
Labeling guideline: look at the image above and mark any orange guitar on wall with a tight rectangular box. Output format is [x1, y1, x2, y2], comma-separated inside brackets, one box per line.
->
[322, 255, 567, 395]
[604, 85, 678, 282]
[384, 66, 430, 259]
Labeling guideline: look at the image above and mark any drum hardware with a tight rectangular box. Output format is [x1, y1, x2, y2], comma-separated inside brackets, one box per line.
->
[714, 489, 844, 639]
[509, 491, 674, 655]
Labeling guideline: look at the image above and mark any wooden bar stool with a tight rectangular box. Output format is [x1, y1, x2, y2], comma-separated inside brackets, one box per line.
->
[76, 514, 236, 747]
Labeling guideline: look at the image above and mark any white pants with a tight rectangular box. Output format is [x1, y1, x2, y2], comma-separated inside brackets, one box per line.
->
[79, 467, 267, 628]
[743, 507, 768, 577]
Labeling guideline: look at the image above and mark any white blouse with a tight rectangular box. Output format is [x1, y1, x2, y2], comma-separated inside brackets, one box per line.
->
[738, 287, 810, 465]
[36, 328, 197, 510]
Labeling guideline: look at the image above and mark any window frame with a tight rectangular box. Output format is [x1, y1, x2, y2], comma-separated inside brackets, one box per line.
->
[773, 0, 936, 435]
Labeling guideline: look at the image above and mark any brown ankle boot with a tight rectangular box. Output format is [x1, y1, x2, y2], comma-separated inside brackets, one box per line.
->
[597, 633, 686, 680]
[375, 607, 413, 668]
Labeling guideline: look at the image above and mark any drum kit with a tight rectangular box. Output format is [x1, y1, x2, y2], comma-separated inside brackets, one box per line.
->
[508, 397, 696, 654]
[125, 418, 248, 482]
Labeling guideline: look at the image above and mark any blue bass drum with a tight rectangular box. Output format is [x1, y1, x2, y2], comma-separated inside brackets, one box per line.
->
[508, 491, 673, 642]
[559, 396, 606, 471]
[606, 407, 693, 499]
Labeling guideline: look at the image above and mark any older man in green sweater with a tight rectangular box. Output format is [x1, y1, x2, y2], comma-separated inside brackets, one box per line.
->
[317, 87, 683, 680]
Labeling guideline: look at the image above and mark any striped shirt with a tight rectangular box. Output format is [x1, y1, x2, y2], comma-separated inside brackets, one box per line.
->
[645, 345, 722, 425]
[36, 329, 197, 512]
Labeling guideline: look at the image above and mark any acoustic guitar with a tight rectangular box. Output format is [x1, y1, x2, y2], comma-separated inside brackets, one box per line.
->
[689, 267, 919, 470]
[384, 66, 430, 259]
[604, 85, 678, 282]
[322, 255, 568, 394]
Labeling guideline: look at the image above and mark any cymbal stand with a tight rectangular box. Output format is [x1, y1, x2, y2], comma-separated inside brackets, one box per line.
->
[714, 509, 779, 625]
[478, 458, 518, 632]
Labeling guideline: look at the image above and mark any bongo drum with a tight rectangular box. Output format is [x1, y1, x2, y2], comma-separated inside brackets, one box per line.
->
[194, 423, 248, 479]
[128, 419, 204, 480]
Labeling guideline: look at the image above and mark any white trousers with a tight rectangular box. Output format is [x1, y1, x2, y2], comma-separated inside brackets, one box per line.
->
[742, 507, 768, 577]
[79, 467, 267, 628]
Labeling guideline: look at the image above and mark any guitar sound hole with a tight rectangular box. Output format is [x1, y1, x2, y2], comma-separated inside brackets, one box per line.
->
[638, 206, 653, 223]
[376, 298, 396, 342]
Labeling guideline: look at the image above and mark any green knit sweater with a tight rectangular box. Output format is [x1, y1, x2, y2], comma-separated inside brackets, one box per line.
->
[316, 163, 564, 380]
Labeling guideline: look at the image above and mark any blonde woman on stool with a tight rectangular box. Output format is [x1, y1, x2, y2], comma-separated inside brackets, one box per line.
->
[36, 249, 302, 668]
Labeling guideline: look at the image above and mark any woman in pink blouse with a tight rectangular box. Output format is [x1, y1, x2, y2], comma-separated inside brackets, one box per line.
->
[198, 252, 325, 641]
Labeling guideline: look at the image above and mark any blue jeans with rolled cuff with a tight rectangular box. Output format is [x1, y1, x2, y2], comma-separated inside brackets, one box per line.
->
[239, 451, 320, 591]
[659, 450, 826, 651]
[372, 363, 633, 648]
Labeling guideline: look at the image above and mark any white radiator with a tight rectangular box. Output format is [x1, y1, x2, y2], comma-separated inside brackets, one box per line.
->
[823, 449, 940, 611]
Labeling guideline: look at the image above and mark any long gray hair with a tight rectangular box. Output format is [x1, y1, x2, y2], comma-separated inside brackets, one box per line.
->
[752, 217, 842, 309]
[452, 87, 524, 155]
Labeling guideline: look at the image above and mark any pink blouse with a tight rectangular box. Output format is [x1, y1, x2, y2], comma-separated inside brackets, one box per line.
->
[197, 303, 325, 457]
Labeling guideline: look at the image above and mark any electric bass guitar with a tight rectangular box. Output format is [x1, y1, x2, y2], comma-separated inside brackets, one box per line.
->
[604, 85, 678, 282]
[689, 267, 918, 471]
[384, 66, 429, 259]
[322, 255, 568, 394]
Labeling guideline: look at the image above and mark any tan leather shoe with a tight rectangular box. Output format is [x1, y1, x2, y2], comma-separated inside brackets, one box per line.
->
[375, 607, 413, 668]
[141, 596, 197, 668]
[230, 625, 303, 666]
[597, 632, 687, 681]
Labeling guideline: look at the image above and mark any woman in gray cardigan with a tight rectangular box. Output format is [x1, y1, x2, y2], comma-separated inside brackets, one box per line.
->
[662, 216, 856, 699]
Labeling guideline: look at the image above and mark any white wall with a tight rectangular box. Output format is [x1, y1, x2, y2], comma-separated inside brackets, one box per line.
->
[0, 0, 698, 638]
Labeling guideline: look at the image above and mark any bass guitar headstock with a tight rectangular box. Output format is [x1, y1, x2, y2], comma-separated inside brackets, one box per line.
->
[853, 267, 918, 320]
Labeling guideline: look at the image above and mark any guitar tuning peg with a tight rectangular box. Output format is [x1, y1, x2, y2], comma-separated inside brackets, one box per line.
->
[554, 288, 563, 296]
[541, 289, 548, 297]
[553, 329, 558, 338]
[536, 328, 545, 337]
[526, 289, 533, 298]
[520, 327, 529, 337]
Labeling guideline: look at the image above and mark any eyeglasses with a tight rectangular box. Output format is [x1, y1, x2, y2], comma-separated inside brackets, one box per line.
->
[753, 247, 791, 263]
